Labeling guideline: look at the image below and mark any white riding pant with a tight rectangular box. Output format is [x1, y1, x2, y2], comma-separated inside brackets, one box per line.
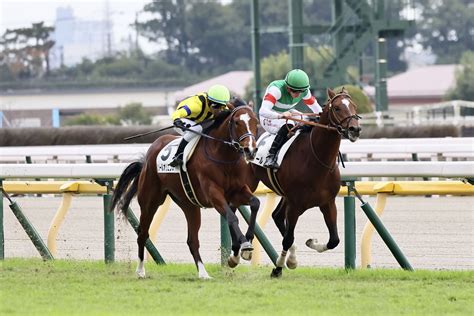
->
[259, 115, 299, 134]
[174, 118, 202, 142]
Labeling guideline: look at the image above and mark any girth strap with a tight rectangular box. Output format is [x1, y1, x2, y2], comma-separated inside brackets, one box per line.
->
[179, 166, 205, 208]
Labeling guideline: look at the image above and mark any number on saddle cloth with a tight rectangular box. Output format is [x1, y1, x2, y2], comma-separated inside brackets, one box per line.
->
[253, 131, 301, 168]
[155, 136, 201, 173]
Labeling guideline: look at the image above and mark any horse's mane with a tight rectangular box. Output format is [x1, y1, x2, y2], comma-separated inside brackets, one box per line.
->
[203, 96, 249, 134]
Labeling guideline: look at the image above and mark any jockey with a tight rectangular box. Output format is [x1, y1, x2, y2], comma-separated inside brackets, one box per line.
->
[259, 69, 322, 169]
[169, 84, 231, 167]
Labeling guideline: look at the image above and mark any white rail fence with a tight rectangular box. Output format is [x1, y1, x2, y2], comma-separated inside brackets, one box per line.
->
[1, 161, 473, 180]
[1, 137, 473, 164]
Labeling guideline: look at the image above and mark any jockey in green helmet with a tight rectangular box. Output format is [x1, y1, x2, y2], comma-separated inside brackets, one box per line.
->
[259, 69, 322, 169]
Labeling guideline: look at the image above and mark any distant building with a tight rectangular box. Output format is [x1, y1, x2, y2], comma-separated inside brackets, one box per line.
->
[365, 64, 459, 110]
[50, 6, 111, 67]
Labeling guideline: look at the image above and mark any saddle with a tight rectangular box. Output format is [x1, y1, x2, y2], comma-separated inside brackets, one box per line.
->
[156, 136, 200, 173]
[253, 130, 302, 168]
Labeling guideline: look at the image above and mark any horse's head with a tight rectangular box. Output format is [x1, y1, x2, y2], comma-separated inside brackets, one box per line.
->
[227, 100, 259, 161]
[321, 88, 361, 142]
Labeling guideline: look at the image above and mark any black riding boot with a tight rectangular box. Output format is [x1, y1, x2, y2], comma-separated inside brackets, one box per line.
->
[263, 126, 290, 169]
[169, 139, 189, 167]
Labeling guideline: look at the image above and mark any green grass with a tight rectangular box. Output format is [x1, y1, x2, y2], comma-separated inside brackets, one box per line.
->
[1, 259, 473, 316]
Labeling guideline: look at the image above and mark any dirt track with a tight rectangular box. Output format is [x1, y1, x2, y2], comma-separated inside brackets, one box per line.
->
[3, 195, 473, 270]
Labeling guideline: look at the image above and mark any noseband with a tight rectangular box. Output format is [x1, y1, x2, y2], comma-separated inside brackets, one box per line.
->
[326, 93, 361, 137]
[228, 106, 257, 152]
[204, 105, 257, 164]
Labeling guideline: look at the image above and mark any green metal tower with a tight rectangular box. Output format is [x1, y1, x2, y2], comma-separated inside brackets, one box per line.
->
[251, 0, 414, 112]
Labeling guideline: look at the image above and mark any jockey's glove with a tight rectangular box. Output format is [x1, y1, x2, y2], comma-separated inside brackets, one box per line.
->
[174, 119, 189, 129]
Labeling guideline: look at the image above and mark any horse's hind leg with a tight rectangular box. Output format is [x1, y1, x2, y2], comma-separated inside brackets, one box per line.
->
[136, 188, 166, 278]
[178, 202, 211, 279]
[306, 199, 340, 252]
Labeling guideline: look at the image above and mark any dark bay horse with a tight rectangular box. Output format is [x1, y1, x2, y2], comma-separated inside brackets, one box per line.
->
[111, 101, 260, 279]
[253, 88, 361, 277]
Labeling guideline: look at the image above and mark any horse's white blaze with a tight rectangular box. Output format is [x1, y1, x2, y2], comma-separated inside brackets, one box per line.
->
[136, 259, 146, 278]
[342, 98, 350, 109]
[197, 261, 211, 279]
[239, 113, 254, 152]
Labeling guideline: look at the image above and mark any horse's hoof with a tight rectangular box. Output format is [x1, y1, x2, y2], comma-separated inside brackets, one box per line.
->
[305, 238, 317, 248]
[286, 257, 298, 269]
[228, 256, 239, 268]
[271, 267, 282, 278]
[241, 249, 253, 261]
[136, 271, 146, 279]
[240, 241, 253, 252]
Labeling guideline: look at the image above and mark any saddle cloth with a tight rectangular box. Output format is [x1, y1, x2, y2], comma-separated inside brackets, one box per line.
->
[156, 136, 201, 173]
[252, 130, 302, 168]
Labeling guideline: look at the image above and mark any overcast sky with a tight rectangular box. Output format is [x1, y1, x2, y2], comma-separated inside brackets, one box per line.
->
[0, 0, 156, 51]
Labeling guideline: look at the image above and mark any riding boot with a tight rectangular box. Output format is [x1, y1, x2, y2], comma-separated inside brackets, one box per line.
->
[169, 139, 189, 167]
[263, 128, 289, 169]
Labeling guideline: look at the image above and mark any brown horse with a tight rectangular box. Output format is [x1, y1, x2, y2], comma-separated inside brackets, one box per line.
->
[111, 100, 260, 279]
[253, 88, 361, 277]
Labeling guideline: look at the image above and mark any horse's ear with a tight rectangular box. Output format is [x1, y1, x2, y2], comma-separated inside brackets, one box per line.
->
[342, 86, 348, 93]
[327, 88, 336, 99]
[227, 101, 235, 110]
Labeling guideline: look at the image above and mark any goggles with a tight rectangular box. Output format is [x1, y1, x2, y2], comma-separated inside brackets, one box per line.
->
[288, 87, 306, 94]
[210, 102, 225, 109]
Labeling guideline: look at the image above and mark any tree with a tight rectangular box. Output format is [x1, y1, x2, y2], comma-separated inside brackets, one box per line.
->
[334, 85, 373, 114]
[118, 102, 152, 126]
[446, 51, 474, 101]
[412, 0, 473, 63]
[0, 22, 55, 79]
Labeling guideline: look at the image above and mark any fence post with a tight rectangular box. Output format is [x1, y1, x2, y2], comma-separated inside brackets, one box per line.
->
[1, 188, 53, 260]
[344, 180, 356, 269]
[0, 179, 4, 260]
[126, 207, 166, 264]
[360, 202, 413, 271]
[220, 215, 231, 266]
[238, 206, 278, 265]
[102, 180, 115, 263]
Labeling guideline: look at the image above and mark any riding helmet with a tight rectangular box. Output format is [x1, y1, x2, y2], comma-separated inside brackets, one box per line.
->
[285, 69, 310, 91]
[207, 85, 231, 105]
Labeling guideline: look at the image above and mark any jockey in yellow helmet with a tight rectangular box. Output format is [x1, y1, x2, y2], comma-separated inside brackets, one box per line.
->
[169, 84, 231, 167]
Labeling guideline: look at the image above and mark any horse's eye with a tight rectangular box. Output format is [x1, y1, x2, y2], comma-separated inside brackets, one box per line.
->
[334, 107, 340, 112]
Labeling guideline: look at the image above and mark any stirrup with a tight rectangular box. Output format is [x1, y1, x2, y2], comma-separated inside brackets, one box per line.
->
[263, 155, 279, 169]
[169, 155, 183, 167]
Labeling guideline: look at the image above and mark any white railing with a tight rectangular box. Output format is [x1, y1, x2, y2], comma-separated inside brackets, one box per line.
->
[1, 161, 473, 179]
[1, 137, 472, 163]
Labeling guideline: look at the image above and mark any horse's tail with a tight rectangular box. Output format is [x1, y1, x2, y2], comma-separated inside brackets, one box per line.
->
[110, 160, 143, 216]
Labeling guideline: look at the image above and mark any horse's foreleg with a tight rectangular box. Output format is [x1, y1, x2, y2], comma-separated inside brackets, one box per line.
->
[227, 206, 241, 268]
[209, 187, 253, 261]
[306, 201, 339, 253]
[272, 205, 301, 278]
[244, 195, 260, 243]
[271, 198, 287, 236]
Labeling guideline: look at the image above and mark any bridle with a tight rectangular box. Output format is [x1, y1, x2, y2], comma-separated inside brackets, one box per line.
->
[228, 106, 257, 152]
[204, 105, 257, 164]
[309, 92, 361, 171]
[325, 92, 362, 137]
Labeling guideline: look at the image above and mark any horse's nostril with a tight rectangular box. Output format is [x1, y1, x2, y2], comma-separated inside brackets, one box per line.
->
[349, 126, 361, 133]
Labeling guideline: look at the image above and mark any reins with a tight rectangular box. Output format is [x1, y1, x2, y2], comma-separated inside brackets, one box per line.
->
[204, 105, 257, 164]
